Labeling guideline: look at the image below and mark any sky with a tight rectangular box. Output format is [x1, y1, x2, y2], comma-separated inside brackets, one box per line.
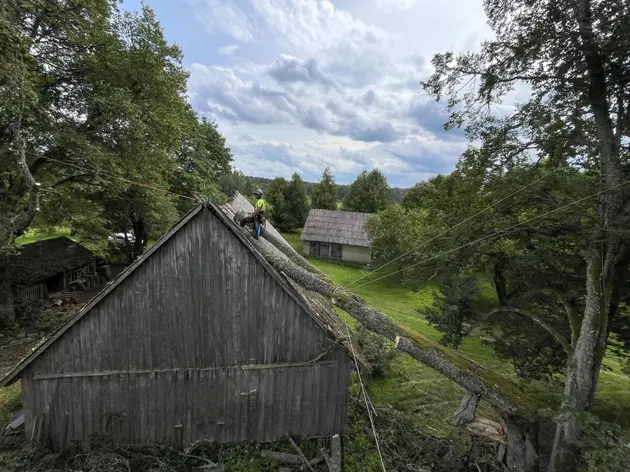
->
[121, 0, 493, 187]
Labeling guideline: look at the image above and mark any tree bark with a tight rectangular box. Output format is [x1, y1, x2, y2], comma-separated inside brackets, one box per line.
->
[0, 274, 15, 325]
[454, 392, 480, 426]
[549, 2, 629, 470]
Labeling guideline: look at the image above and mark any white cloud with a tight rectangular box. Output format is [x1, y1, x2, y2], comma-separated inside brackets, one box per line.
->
[217, 44, 239, 55]
[375, 0, 420, 12]
[180, 0, 496, 186]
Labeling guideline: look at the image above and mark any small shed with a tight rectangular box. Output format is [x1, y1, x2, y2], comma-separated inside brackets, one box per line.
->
[301, 209, 373, 264]
[5, 237, 97, 303]
[0, 201, 353, 450]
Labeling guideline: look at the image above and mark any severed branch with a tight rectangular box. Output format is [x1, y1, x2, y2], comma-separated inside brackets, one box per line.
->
[454, 392, 480, 426]
[286, 436, 316, 472]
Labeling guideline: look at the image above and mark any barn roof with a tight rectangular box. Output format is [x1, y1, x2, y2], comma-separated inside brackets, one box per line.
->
[1, 197, 363, 387]
[301, 209, 373, 247]
[2, 237, 95, 285]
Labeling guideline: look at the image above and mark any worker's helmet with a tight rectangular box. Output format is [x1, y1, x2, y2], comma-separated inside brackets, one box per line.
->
[253, 188, 263, 197]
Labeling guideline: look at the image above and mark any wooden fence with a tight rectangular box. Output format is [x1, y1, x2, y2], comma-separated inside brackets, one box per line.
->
[14, 282, 47, 302]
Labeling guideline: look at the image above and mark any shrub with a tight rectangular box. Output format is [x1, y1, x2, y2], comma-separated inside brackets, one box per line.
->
[355, 324, 397, 379]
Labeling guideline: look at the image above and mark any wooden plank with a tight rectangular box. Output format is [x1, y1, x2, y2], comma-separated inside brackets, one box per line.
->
[196, 369, 208, 441]
[127, 373, 137, 443]
[92, 376, 103, 438]
[29, 361, 339, 379]
[21, 377, 34, 439]
[147, 371, 157, 443]
[83, 376, 94, 439]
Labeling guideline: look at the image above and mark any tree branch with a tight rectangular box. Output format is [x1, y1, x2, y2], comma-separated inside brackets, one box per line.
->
[552, 289, 582, 348]
[52, 174, 96, 188]
[485, 307, 572, 356]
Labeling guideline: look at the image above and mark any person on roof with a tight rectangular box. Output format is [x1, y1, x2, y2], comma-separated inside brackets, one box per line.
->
[238, 189, 267, 239]
[253, 189, 266, 218]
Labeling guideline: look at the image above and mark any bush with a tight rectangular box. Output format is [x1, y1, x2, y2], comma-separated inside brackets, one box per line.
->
[355, 324, 397, 379]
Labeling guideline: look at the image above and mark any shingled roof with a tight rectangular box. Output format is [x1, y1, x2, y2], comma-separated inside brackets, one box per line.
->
[301, 209, 373, 247]
[2, 237, 95, 285]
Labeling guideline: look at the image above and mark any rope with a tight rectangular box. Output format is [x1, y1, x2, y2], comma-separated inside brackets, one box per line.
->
[22, 152, 198, 202]
[347, 167, 561, 287]
[345, 323, 387, 472]
[353, 177, 630, 290]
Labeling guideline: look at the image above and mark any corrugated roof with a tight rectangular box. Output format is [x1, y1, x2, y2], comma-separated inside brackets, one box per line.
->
[301, 209, 373, 247]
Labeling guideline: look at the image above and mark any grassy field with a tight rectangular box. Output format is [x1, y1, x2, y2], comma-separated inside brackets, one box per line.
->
[281, 231, 630, 433]
[15, 227, 72, 246]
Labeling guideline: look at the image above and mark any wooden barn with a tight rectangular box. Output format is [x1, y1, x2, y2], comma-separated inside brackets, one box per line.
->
[301, 209, 373, 264]
[0, 200, 354, 450]
[6, 236, 98, 302]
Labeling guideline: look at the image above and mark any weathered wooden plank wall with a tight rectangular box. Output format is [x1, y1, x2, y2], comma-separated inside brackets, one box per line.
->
[21, 207, 352, 448]
[23, 351, 350, 450]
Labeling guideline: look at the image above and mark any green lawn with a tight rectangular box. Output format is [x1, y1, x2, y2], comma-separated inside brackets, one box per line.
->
[15, 227, 71, 246]
[281, 232, 630, 434]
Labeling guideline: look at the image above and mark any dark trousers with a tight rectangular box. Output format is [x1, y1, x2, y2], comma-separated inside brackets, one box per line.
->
[240, 213, 265, 231]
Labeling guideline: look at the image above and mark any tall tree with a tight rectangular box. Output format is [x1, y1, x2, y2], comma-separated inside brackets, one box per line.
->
[283, 172, 309, 229]
[311, 167, 337, 210]
[266, 177, 288, 229]
[343, 169, 392, 213]
[422, 1, 630, 470]
[0, 1, 231, 259]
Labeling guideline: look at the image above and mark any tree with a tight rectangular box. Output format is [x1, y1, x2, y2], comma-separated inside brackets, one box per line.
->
[422, 1, 630, 469]
[230, 196, 543, 472]
[343, 169, 392, 213]
[283, 172, 309, 229]
[0, 1, 230, 260]
[265, 174, 309, 232]
[311, 167, 337, 210]
[266, 177, 288, 230]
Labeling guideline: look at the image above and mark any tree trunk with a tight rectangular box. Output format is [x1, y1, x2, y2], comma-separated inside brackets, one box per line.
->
[131, 219, 148, 260]
[0, 275, 15, 325]
[548, 3, 629, 469]
[549, 245, 630, 472]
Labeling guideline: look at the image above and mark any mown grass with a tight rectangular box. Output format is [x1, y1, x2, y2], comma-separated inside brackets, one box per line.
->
[281, 232, 630, 433]
[15, 227, 71, 246]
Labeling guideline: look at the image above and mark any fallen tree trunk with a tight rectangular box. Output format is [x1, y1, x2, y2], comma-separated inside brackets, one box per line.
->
[232, 208, 323, 276]
[222, 196, 540, 472]
[241, 226, 533, 417]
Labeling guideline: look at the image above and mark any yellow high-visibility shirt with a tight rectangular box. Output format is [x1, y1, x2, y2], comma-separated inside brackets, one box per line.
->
[255, 198, 266, 212]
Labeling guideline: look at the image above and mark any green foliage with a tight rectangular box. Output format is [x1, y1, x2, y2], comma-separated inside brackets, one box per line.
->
[355, 324, 398, 379]
[218, 169, 248, 198]
[266, 174, 309, 231]
[217, 444, 275, 472]
[422, 273, 480, 348]
[343, 169, 392, 213]
[577, 413, 630, 472]
[311, 167, 338, 210]
[0, 1, 230, 253]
